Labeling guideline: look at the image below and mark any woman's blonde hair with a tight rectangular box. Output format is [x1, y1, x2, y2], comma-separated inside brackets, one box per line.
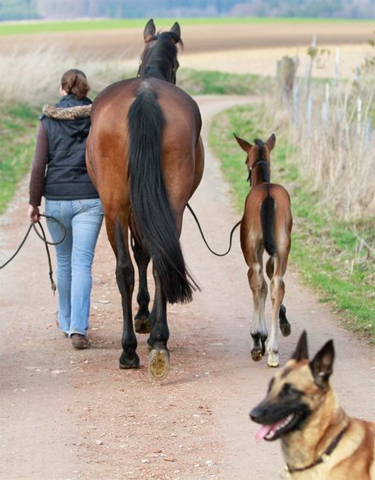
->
[61, 69, 90, 99]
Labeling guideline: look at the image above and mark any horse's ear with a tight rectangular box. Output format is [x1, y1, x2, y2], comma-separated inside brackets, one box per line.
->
[144, 18, 156, 43]
[234, 133, 252, 153]
[170, 22, 181, 41]
[291, 330, 309, 362]
[309, 339, 335, 389]
[265, 133, 276, 152]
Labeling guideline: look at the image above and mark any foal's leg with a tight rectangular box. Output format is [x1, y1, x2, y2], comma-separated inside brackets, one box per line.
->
[112, 220, 139, 369]
[131, 234, 152, 334]
[266, 257, 291, 337]
[147, 265, 170, 380]
[248, 256, 268, 362]
[267, 253, 288, 367]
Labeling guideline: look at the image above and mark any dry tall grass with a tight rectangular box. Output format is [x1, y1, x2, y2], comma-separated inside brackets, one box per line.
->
[263, 75, 375, 220]
[295, 84, 375, 218]
[0, 42, 137, 106]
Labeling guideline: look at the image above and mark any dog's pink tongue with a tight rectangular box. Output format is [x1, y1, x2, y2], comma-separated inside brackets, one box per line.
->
[255, 424, 273, 443]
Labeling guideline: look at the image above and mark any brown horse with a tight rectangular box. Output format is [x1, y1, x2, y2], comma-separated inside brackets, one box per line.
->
[86, 19, 204, 379]
[234, 133, 292, 367]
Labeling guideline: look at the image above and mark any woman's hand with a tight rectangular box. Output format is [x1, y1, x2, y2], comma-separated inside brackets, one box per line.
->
[28, 205, 40, 223]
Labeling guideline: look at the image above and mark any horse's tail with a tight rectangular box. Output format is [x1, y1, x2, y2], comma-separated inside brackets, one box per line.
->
[261, 187, 276, 256]
[127, 86, 196, 304]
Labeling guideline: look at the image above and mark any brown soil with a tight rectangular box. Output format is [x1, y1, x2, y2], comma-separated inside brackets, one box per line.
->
[1, 22, 372, 84]
[1, 21, 372, 58]
[1, 95, 374, 480]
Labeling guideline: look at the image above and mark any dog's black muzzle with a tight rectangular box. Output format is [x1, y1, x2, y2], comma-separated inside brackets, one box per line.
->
[250, 399, 293, 425]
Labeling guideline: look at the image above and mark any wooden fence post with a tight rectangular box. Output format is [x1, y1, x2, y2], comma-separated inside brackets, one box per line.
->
[307, 93, 313, 139]
[293, 83, 300, 128]
[276, 55, 299, 106]
[357, 98, 362, 135]
[334, 47, 340, 89]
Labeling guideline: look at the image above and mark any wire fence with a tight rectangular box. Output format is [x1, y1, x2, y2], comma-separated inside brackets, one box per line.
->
[275, 35, 375, 219]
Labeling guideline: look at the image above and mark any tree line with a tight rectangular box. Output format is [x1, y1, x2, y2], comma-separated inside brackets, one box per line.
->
[0, 0, 373, 21]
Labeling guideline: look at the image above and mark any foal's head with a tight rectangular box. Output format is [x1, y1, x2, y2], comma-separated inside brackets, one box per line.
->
[234, 133, 276, 186]
[137, 18, 183, 84]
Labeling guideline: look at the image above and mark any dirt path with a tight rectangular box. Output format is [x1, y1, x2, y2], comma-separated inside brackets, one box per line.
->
[1, 95, 374, 480]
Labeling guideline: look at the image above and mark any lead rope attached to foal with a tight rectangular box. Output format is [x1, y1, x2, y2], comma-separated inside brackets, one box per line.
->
[186, 203, 241, 257]
[0, 214, 66, 294]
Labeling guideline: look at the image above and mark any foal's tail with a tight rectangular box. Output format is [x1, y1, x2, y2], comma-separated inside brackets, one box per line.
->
[260, 187, 276, 256]
[127, 87, 197, 304]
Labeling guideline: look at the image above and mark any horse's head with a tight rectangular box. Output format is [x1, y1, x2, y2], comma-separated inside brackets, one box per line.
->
[234, 133, 276, 186]
[137, 19, 183, 84]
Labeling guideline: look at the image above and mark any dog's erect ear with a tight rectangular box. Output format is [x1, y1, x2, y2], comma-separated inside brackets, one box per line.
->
[291, 330, 309, 362]
[309, 339, 335, 389]
[144, 18, 156, 43]
[234, 133, 252, 153]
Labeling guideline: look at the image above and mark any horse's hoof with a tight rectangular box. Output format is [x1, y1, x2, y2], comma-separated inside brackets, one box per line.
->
[251, 333, 268, 357]
[280, 323, 291, 337]
[267, 352, 279, 368]
[148, 348, 170, 380]
[251, 349, 264, 362]
[279, 305, 291, 337]
[134, 316, 152, 334]
[119, 351, 140, 369]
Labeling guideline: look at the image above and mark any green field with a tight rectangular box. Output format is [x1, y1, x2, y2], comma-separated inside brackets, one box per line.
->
[0, 17, 369, 36]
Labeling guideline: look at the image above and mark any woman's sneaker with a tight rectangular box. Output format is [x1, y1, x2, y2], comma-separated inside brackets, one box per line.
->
[71, 334, 90, 349]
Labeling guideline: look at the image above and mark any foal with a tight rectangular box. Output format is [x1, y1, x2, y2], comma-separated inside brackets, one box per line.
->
[234, 133, 292, 367]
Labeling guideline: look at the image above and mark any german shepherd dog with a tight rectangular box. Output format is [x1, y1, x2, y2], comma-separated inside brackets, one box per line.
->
[250, 331, 375, 479]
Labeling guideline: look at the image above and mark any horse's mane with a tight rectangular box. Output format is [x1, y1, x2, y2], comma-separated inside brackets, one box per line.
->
[254, 139, 270, 183]
[141, 32, 182, 80]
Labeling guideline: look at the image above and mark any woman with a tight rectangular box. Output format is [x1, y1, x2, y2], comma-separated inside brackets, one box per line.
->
[28, 69, 103, 349]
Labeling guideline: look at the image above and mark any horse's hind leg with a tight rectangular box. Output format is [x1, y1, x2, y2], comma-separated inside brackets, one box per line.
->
[267, 254, 288, 367]
[113, 221, 140, 369]
[266, 256, 291, 337]
[147, 266, 170, 380]
[248, 262, 268, 362]
[131, 235, 152, 334]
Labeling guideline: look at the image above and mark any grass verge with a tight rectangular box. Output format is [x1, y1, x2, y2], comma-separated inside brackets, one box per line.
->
[178, 68, 270, 95]
[209, 104, 375, 343]
[0, 103, 39, 214]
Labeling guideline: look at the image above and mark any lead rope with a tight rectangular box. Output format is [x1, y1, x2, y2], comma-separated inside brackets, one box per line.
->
[0, 214, 66, 294]
[186, 203, 241, 257]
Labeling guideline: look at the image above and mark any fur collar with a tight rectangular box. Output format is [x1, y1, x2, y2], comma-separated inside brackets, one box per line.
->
[42, 103, 91, 120]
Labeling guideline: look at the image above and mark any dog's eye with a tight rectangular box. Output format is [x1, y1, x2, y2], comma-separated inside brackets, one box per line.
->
[280, 383, 294, 398]
[280, 383, 301, 399]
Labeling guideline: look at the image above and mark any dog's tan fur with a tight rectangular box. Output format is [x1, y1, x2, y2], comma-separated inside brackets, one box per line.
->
[251, 332, 375, 479]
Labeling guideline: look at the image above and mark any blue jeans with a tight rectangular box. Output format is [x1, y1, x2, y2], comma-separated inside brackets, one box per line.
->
[45, 198, 103, 337]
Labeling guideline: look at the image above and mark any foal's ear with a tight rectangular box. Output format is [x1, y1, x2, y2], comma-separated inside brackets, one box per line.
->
[265, 133, 276, 152]
[170, 22, 181, 41]
[309, 339, 335, 389]
[144, 18, 156, 43]
[234, 133, 252, 153]
[291, 330, 309, 362]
